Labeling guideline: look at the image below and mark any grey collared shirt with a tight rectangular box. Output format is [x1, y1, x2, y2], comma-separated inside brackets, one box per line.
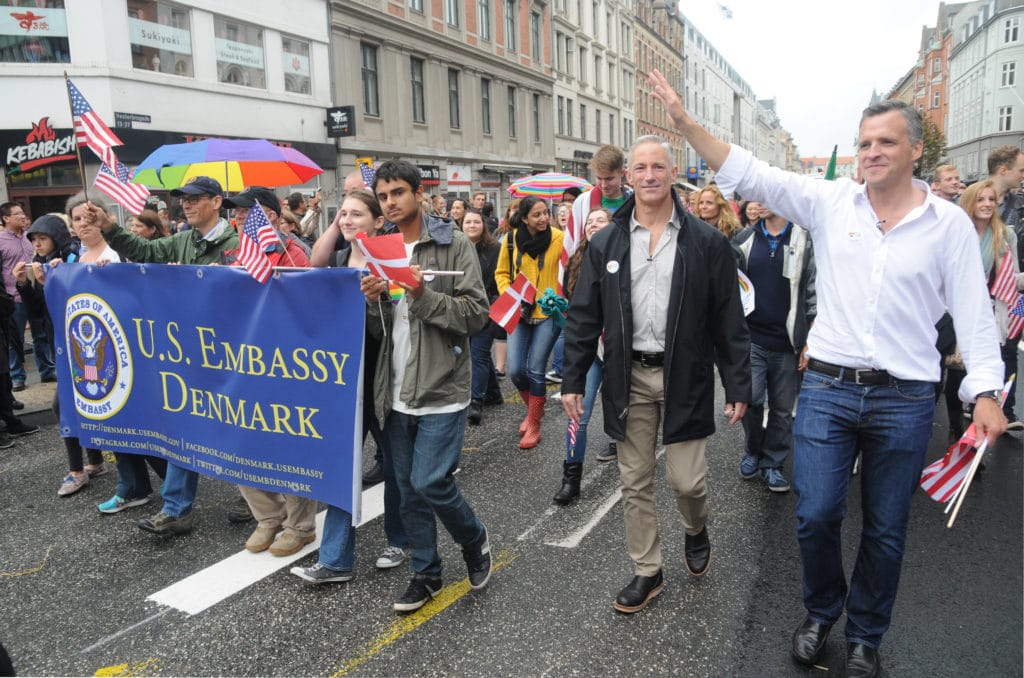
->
[630, 208, 680, 352]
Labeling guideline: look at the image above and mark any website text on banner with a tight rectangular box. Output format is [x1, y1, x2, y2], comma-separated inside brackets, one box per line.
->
[44, 263, 365, 520]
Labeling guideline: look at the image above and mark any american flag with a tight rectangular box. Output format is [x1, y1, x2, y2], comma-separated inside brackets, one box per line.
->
[358, 161, 376, 190]
[920, 423, 978, 502]
[991, 249, 1024, 339]
[237, 204, 279, 283]
[93, 151, 150, 214]
[66, 79, 122, 165]
[567, 418, 579, 452]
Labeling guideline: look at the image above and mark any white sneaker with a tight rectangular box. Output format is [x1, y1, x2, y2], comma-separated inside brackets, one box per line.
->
[375, 545, 408, 569]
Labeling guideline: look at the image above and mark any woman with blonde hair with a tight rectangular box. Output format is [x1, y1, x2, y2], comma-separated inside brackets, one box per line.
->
[698, 185, 741, 239]
[944, 179, 1023, 432]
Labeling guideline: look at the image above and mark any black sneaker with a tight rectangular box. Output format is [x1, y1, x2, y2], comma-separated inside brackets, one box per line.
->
[0, 433, 13, 449]
[467, 400, 483, 426]
[463, 527, 492, 590]
[362, 461, 385, 486]
[6, 422, 38, 437]
[394, 574, 443, 613]
[227, 495, 254, 523]
[11, 400, 23, 410]
[138, 511, 194, 535]
[596, 441, 618, 462]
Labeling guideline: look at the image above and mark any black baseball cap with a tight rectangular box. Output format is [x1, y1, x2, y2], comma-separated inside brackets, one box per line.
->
[170, 176, 224, 197]
[222, 186, 281, 215]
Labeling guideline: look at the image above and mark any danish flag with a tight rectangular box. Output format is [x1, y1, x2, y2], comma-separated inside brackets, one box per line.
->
[489, 273, 536, 335]
[355, 232, 417, 286]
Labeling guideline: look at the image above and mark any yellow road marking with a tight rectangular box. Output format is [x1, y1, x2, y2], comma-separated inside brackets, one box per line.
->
[330, 549, 518, 677]
[1, 544, 53, 578]
[94, 658, 158, 676]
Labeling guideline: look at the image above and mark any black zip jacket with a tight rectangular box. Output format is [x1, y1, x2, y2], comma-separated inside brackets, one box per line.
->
[563, 191, 751, 444]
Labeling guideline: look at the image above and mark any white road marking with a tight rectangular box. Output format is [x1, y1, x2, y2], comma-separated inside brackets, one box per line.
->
[80, 609, 170, 654]
[146, 482, 386, 616]
[543, 487, 622, 549]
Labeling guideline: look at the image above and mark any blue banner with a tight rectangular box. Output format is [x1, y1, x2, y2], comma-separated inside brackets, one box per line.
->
[44, 263, 365, 520]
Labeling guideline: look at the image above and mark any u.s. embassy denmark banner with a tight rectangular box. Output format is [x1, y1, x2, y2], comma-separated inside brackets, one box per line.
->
[44, 264, 366, 521]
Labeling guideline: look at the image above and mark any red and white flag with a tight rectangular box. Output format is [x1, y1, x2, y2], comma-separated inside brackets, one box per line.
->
[93, 150, 150, 214]
[355, 232, 417, 286]
[920, 423, 979, 502]
[489, 273, 536, 335]
[991, 249, 1024, 339]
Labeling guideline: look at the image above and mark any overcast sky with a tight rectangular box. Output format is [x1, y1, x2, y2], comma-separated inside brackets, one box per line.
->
[676, 0, 942, 158]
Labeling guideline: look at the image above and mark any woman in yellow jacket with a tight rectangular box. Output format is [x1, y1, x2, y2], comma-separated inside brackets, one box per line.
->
[495, 196, 565, 449]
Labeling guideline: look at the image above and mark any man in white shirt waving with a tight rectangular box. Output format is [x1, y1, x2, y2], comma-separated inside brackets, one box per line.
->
[648, 69, 1006, 678]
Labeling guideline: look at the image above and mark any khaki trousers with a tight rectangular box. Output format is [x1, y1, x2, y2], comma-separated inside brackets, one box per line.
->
[239, 486, 317, 538]
[617, 362, 709, 576]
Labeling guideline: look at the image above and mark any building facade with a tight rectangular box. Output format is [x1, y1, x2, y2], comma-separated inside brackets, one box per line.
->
[946, 0, 1024, 181]
[551, 0, 636, 181]
[1, 0, 336, 220]
[633, 1, 685, 180]
[331, 0, 554, 213]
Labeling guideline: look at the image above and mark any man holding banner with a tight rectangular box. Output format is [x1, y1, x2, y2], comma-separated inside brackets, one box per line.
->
[85, 176, 239, 536]
[359, 160, 493, 613]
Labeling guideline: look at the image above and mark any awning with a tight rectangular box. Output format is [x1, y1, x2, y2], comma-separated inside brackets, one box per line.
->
[481, 163, 542, 175]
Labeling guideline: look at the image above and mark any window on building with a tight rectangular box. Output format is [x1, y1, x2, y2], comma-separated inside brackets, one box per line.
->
[999, 106, 1013, 132]
[579, 46, 587, 83]
[214, 16, 265, 88]
[448, 69, 461, 129]
[282, 35, 310, 94]
[932, 90, 940, 108]
[445, 0, 460, 26]
[508, 86, 517, 138]
[591, 0, 598, 33]
[411, 57, 425, 123]
[608, 62, 615, 96]
[567, 98, 574, 136]
[409, 0, 423, 10]
[481, 77, 492, 133]
[580, 103, 587, 140]
[361, 43, 380, 116]
[1005, 17, 1020, 43]
[932, 57, 941, 74]
[1002, 61, 1017, 87]
[505, 0, 517, 51]
[566, 37, 574, 76]
[555, 32, 564, 71]
[478, 0, 491, 40]
[595, 107, 601, 143]
[595, 54, 602, 90]
[557, 95, 565, 135]
[127, 1, 192, 74]
[530, 11, 541, 61]
[532, 93, 541, 142]
[608, 112, 614, 145]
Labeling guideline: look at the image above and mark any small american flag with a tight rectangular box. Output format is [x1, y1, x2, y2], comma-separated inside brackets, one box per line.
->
[567, 418, 579, 451]
[358, 161, 375, 190]
[66, 78, 122, 164]
[94, 152, 150, 214]
[920, 424, 978, 502]
[237, 204, 279, 283]
[991, 249, 1023, 339]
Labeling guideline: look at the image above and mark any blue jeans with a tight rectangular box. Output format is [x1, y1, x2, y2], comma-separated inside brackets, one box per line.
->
[9, 302, 54, 383]
[507, 317, 560, 397]
[566, 359, 603, 462]
[160, 464, 199, 518]
[319, 505, 356, 571]
[386, 409, 485, 577]
[470, 332, 503, 402]
[741, 343, 799, 470]
[550, 329, 564, 374]
[793, 369, 935, 648]
[115, 453, 167, 500]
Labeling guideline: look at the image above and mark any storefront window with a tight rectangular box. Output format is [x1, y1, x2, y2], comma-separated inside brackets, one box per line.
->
[127, 0, 193, 76]
[282, 35, 310, 94]
[0, 1, 69, 63]
[215, 16, 265, 88]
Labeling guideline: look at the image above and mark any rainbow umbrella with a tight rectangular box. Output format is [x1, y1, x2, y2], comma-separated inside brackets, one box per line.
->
[131, 138, 323, 191]
[507, 172, 591, 199]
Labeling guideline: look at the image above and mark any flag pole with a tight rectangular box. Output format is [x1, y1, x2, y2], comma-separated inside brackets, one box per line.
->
[63, 71, 90, 201]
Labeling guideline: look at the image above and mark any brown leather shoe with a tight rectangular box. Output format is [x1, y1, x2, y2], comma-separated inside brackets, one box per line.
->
[245, 525, 282, 553]
[268, 531, 315, 557]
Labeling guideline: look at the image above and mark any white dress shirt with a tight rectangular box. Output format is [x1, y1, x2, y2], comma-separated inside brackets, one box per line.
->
[716, 145, 1004, 402]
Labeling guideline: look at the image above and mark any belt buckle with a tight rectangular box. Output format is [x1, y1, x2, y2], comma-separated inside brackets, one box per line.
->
[640, 353, 652, 368]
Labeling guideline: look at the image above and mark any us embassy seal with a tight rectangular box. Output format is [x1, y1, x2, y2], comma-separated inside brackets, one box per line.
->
[65, 293, 133, 418]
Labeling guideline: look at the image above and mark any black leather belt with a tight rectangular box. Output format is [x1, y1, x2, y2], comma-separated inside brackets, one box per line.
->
[807, 358, 895, 386]
[632, 351, 665, 368]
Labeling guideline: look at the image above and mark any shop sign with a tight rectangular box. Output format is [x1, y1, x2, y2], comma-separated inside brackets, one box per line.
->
[1, 8, 67, 37]
[447, 164, 472, 187]
[215, 38, 265, 69]
[283, 51, 310, 78]
[419, 165, 440, 186]
[128, 18, 192, 54]
[326, 107, 355, 138]
[5, 117, 75, 173]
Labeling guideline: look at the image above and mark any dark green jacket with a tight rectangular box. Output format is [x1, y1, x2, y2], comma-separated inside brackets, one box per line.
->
[103, 219, 238, 264]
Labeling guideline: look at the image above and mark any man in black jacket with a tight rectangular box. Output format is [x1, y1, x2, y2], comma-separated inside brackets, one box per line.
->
[562, 135, 751, 614]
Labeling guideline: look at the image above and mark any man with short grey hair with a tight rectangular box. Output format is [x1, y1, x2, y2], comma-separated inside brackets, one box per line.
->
[562, 134, 750, 614]
[649, 72, 1005, 676]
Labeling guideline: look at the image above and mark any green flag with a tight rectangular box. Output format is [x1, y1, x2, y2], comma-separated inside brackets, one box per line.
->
[824, 145, 838, 181]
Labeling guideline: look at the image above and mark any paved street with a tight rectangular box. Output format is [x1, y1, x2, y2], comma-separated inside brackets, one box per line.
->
[1, 375, 1021, 677]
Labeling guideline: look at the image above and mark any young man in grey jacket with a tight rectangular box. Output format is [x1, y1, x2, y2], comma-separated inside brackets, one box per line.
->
[360, 160, 493, 613]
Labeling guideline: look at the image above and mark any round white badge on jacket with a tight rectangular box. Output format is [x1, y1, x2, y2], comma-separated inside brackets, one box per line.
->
[607, 260, 620, 274]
